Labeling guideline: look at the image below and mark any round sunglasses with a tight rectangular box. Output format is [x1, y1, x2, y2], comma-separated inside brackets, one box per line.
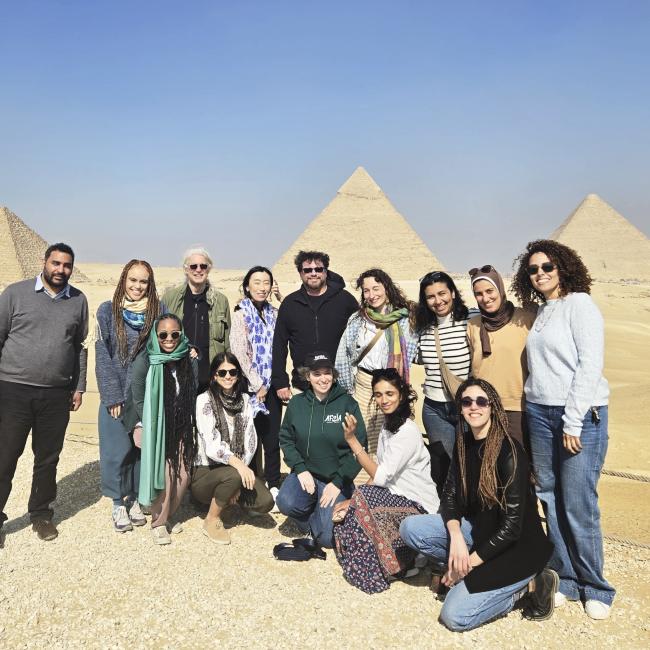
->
[527, 263, 556, 275]
[158, 331, 181, 341]
[216, 368, 239, 378]
[460, 396, 490, 408]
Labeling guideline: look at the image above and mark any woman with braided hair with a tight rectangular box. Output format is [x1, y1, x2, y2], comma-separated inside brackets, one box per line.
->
[95, 259, 164, 532]
[400, 378, 555, 631]
[122, 314, 199, 545]
[191, 352, 274, 545]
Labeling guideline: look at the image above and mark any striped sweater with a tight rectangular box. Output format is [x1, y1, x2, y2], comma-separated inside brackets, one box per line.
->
[416, 310, 477, 402]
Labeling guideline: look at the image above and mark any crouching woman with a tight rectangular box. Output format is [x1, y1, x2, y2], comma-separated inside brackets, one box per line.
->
[400, 378, 556, 631]
[276, 351, 367, 548]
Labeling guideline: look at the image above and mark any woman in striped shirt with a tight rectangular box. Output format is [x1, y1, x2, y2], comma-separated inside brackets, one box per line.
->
[415, 271, 476, 496]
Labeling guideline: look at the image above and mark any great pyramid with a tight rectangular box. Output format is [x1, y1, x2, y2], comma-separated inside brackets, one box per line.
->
[0, 206, 88, 287]
[550, 194, 650, 282]
[273, 167, 444, 282]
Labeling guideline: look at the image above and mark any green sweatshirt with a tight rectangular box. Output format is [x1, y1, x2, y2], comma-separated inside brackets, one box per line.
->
[279, 382, 367, 489]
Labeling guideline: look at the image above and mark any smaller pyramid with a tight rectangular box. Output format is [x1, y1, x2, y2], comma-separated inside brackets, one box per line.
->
[273, 167, 444, 282]
[0, 207, 88, 287]
[550, 194, 650, 282]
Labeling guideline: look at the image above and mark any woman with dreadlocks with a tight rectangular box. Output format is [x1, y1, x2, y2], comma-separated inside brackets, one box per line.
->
[335, 268, 416, 454]
[400, 378, 555, 631]
[95, 259, 163, 532]
[122, 314, 198, 545]
[191, 352, 274, 545]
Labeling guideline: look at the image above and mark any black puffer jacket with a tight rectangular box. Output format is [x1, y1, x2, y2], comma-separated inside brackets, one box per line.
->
[271, 272, 358, 390]
[441, 435, 553, 593]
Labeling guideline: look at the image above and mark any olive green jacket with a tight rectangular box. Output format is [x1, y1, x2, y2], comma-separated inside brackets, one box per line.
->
[161, 283, 231, 366]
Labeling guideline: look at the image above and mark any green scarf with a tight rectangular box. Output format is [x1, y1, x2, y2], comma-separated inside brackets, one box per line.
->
[139, 323, 190, 506]
[363, 306, 410, 383]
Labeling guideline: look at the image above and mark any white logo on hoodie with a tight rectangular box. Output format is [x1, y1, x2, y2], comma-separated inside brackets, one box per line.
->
[324, 413, 342, 424]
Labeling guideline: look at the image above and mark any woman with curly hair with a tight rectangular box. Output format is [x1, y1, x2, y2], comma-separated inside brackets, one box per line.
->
[333, 368, 438, 593]
[95, 259, 164, 532]
[122, 314, 199, 545]
[413, 271, 477, 495]
[512, 239, 615, 619]
[335, 268, 417, 453]
[400, 378, 555, 631]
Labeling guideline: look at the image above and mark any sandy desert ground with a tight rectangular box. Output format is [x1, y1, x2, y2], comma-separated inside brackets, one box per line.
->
[0, 263, 648, 649]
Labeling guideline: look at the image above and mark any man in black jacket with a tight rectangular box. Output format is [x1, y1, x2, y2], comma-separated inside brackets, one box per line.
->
[272, 250, 358, 399]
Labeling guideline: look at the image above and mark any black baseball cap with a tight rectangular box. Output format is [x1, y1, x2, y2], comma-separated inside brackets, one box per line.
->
[304, 351, 334, 371]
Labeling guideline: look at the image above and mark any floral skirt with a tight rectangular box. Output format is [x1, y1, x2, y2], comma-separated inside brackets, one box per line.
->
[333, 484, 425, 594]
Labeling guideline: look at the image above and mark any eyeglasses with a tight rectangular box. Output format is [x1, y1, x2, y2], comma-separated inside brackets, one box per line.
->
[468, 265, 495, 277]
[188, 263, 209, 271]
[527, 263, 556, 275]
[301, 266, 325, 274]
[460, 396, 490, 408]
[158, 331, 181, 341]
[419, 271, 445, 283]
[216, 369, 239, 378]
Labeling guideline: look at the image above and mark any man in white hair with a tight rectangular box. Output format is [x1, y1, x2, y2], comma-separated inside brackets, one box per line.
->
[162, 247, 231, 391]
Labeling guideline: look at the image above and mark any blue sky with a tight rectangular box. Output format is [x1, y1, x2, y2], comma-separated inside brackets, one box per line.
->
[1, 1, 648, 273]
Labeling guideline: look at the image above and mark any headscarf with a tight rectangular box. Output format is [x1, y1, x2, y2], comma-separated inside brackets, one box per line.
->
[139, 321, 191, 506]
[362, 306, 410, 383]
[470, 267, 515, 357]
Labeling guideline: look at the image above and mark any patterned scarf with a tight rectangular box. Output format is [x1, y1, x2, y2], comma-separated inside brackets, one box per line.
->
[239, 298, 277, 416]
[209, 389, 246, 460]
[122, 296, 148, 331]
[362, 306, 410, 383]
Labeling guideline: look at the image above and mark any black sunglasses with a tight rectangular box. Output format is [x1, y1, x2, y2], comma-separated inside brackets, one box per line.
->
[527, 263, 556, 275]
[158, 331, 181, 341]
[419, 271, 445, 283]
[468, 265, 495, 277]
[301, 266, 325, 274]
[460, 396, 490, 408]
[216, 369, 239, 378]
[188, 263, 209, 271]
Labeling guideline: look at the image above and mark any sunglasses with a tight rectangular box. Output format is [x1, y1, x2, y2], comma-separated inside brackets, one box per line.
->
[216, 369, 239, 378]
[301, 266, 325, 274]
[527, 263, 556, 275]
[419, 271, 446, 283]
[188, 263, 209, 271]
[158, 331, 181, 341]
[468, 265, 495, 277]
[460, 396, 490, 408]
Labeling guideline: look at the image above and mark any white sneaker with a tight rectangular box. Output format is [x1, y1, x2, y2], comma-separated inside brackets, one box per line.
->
[585, 600, 611, 620]
[128, 500, 147, 527]
[151, 525, 171, 545]
[112, 505, 133, 533]
[270, 486, 280, 514]
[167, 521, 183, 534]
[554, 592, 567, 608]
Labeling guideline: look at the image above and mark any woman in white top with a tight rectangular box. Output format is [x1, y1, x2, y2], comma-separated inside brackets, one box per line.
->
[512, 239, 615, 620]
[335, 268, 417, 454]
[332, 368, 439, 594]
[191, 352, 274, 545]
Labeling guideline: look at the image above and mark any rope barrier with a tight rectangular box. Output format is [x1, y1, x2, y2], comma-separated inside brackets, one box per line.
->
[604, 535, 650, 551]
[602, 469, 650, 483]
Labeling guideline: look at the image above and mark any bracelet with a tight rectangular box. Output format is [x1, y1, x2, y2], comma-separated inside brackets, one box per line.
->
[353, 448, 364, 459]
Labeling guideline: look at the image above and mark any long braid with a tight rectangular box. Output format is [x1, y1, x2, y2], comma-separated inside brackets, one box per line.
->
[112, 260, 161, 364]
[454, 378, 518, 510]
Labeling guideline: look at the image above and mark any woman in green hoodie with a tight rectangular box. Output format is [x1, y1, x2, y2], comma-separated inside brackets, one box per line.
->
[276, 351, 367, 548]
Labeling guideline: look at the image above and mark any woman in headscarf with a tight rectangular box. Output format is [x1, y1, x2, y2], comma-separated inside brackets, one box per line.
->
[122, 313, 198, 545]
[335, 268, 416, 454]
[95, 259, 163, 532]
[466, 265, 536, 447]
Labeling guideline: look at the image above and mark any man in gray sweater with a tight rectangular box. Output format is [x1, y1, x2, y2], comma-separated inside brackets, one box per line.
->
[0, 243, 88, 546]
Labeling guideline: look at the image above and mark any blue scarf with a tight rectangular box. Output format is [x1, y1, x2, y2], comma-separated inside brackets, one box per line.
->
[123, 309, 146, 330]
[239, 298, 277, 416]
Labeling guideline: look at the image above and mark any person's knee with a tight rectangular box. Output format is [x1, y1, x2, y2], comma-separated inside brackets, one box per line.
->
[399, 516, 419, 548]
[255, 489, 275, 514]
[439, 604, 474, 632]
[313, 528, 335, 549]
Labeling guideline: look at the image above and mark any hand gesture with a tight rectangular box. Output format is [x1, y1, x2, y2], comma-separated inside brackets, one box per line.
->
[342, 412, 357, 444]
[277, 387, 292, 403]
[236, 464, 256, 491]
[189, 347, 199, 360]
[448, 531, 471, 578]
[563, 433, 582, 454]
[271, 281, 283, 302]
[297, 470, 315, 495]
[319, 482, 341, 508]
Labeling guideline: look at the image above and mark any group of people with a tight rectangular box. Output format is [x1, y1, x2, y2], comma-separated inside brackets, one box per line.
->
[0, 239, 615, 630]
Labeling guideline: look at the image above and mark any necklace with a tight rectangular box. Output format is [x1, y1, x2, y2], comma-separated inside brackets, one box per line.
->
[533, 299, 561, 332]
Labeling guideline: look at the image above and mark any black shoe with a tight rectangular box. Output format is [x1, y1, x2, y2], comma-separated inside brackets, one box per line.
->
[524, 568, 559, 621]
[32, 519, 58, 541]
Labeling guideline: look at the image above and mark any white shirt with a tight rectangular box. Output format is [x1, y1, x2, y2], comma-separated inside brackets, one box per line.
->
[374, 419, 439, 514]
[356, 319, 389, 371]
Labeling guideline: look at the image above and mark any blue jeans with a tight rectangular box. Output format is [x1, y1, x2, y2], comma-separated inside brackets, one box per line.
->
[400, 514, 531, 631]
[526, 402, 615, 605]
[422, 398, 457, 495]
[275, 472, 351, 548]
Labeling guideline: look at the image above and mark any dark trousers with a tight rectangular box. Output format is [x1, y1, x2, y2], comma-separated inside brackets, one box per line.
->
[251, 388, 282, 488]
[0, 381, 71, 525]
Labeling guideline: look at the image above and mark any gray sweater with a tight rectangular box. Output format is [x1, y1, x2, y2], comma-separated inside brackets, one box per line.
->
[0, 278, 88, 391]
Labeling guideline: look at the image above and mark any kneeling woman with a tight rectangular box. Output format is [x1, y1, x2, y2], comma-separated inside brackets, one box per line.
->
[400, 379, 555, 631]
[333, 368, 439, 594]
[191, 353, 274, 545]
[276, 352, 367, 548]
[123, 314, 198, 545]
